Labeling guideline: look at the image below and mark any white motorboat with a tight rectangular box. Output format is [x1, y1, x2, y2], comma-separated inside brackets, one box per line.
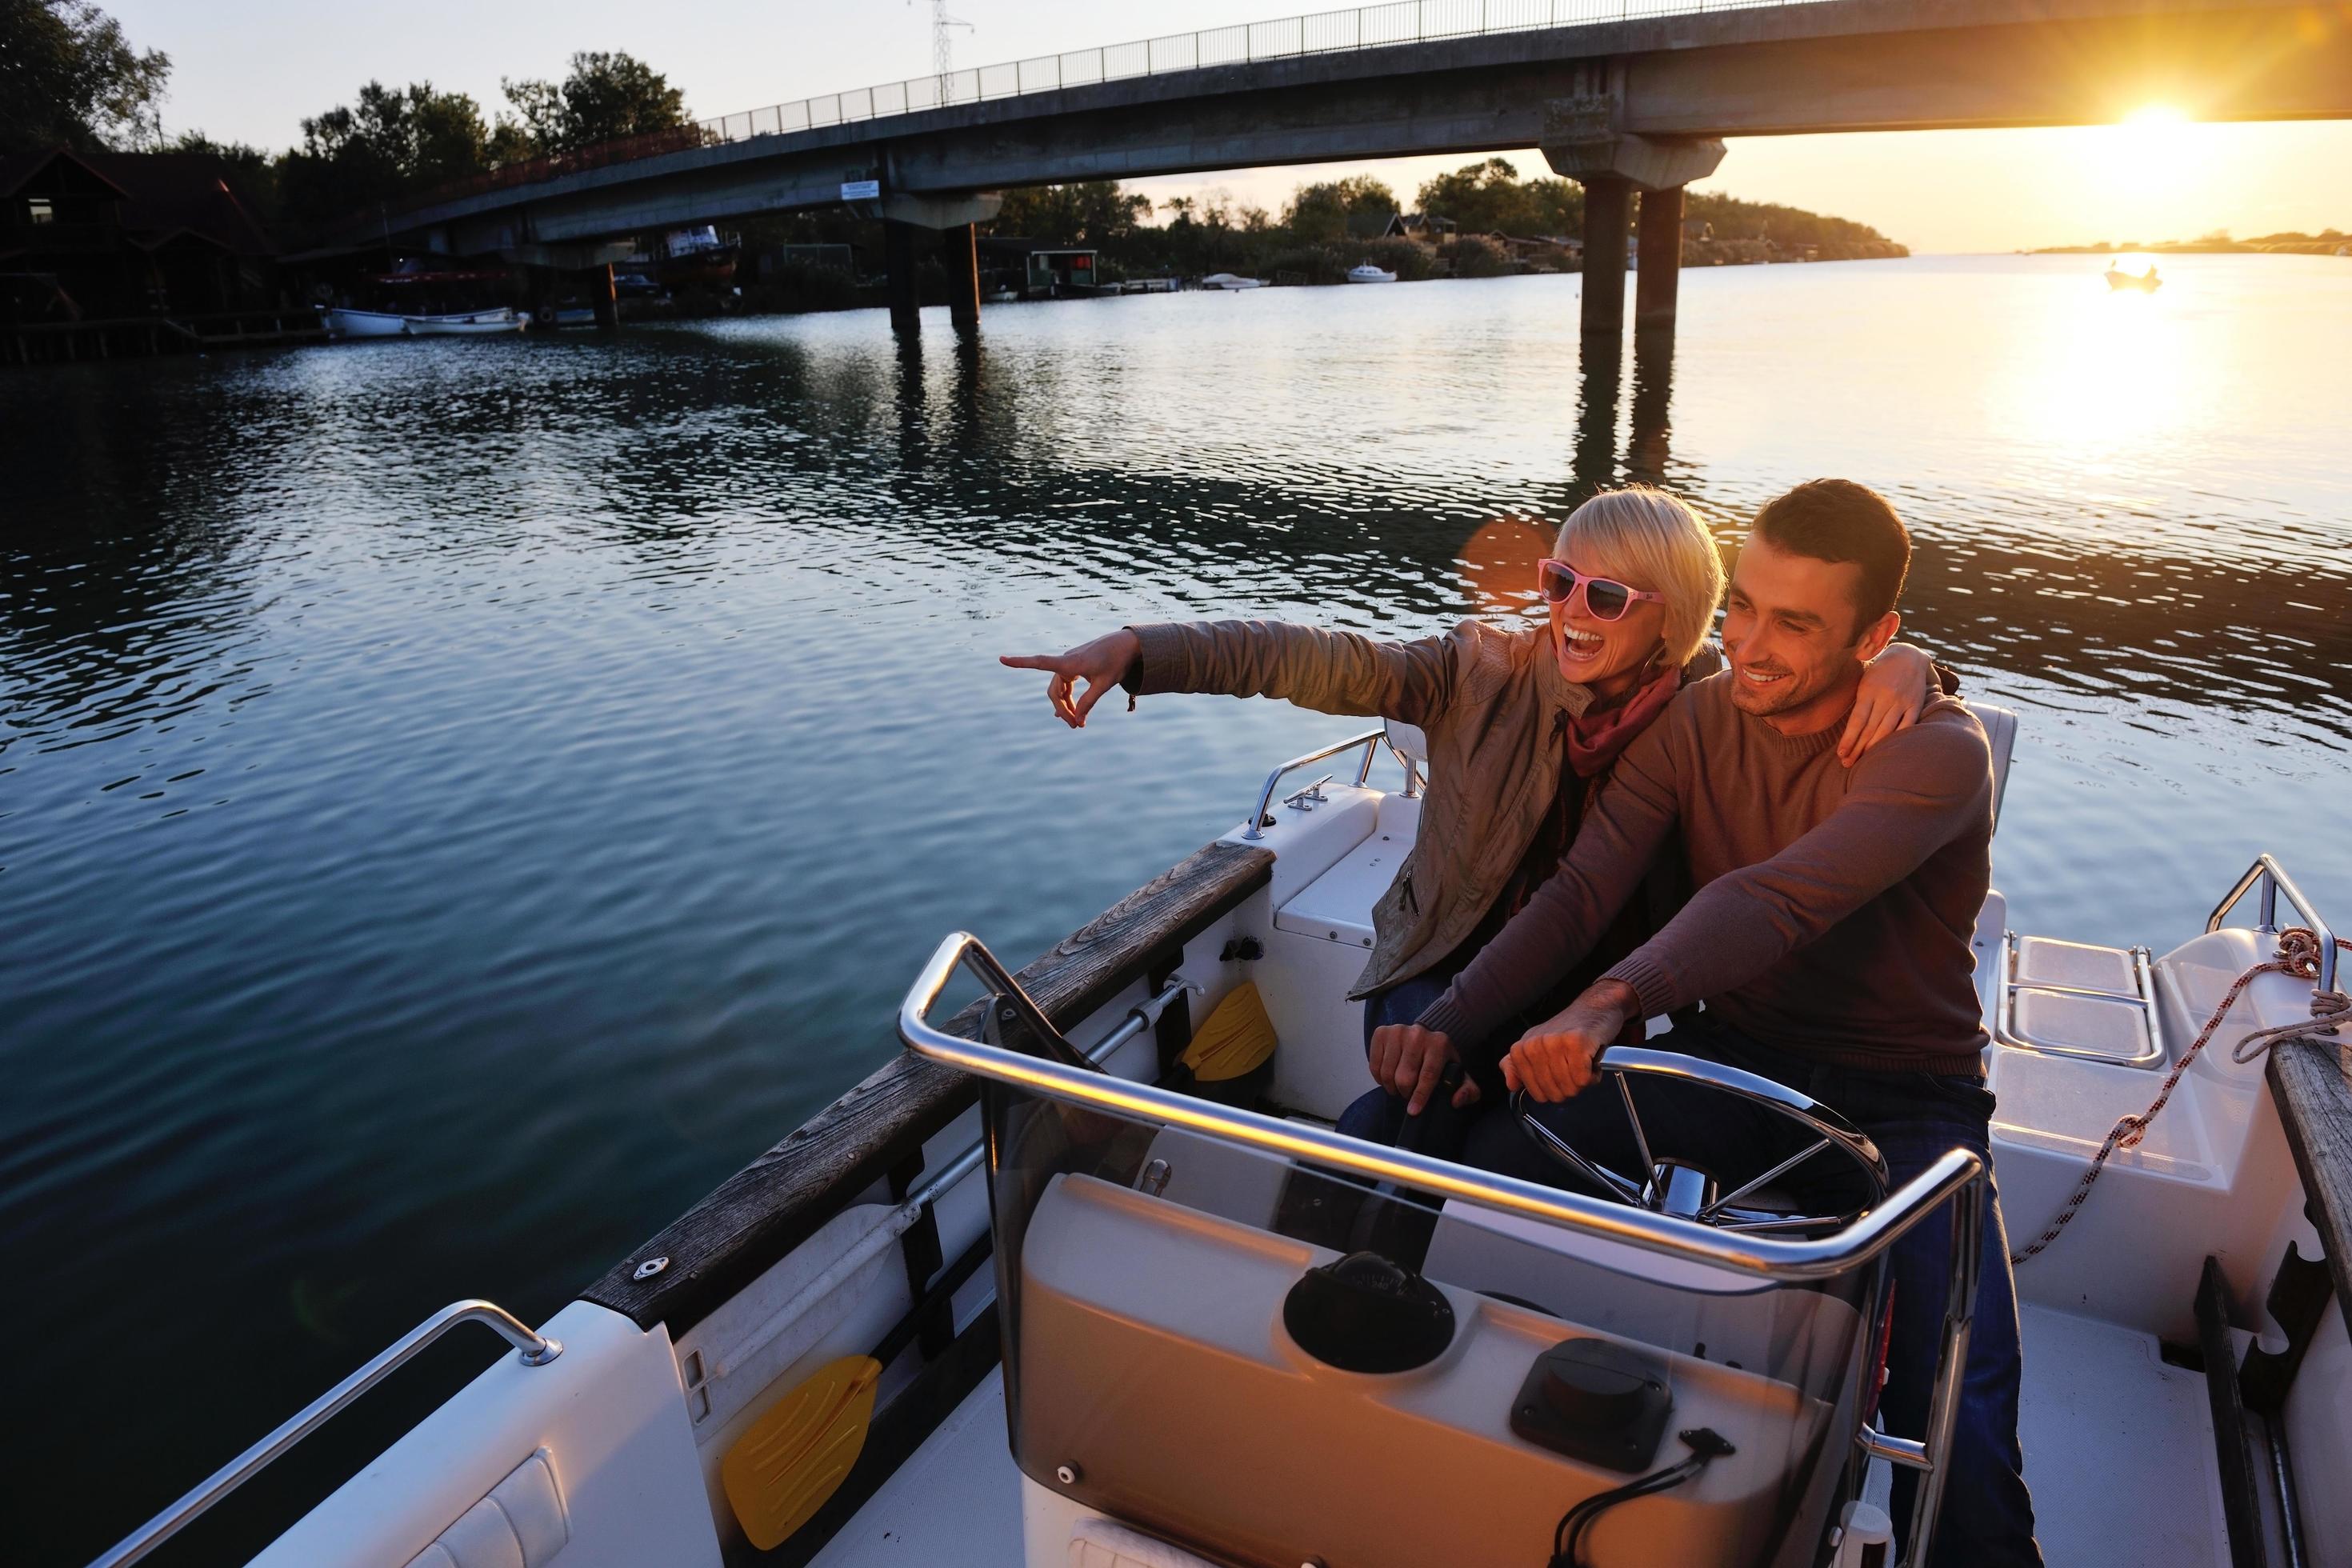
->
[404, 307, 527, 336]
[1200, 272, 1266, 290]
[316, 306, 407, 339]
[90, 706, 2352, 1568]
[1348, 263, 1398, 284]
[319, 306, 527, 339]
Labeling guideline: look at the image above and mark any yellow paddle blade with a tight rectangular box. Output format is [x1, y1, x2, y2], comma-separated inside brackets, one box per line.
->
[721, 1354, 881, 1550]
[1178, 981, 1279, 1083]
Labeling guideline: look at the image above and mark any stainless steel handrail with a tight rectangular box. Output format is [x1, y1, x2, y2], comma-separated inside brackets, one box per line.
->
[2208, 854, 2338, 994]
[1238, 729, 1386, 841]
[901, 932, 1978, 1280]
[901, 930, 1984, 1566]
[88, 1301, 561, 1568]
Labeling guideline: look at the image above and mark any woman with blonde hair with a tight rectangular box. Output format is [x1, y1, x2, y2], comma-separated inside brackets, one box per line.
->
[1001, 486, 1945, 1145]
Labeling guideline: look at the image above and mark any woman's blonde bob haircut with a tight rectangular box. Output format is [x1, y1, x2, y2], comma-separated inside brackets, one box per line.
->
[1551, 486, 1726, 672]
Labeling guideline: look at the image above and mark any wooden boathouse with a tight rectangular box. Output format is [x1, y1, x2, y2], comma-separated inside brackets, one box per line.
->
[1, 147, 320, 365]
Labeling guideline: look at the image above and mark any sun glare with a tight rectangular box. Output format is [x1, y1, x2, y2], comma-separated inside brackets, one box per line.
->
[2098, 106, 2202, 192]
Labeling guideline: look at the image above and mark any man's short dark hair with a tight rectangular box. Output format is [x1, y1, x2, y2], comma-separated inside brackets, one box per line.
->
[1750, 479, 1911, 636]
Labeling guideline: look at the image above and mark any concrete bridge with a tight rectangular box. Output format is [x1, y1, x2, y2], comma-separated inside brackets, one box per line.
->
[374, 0, 2352, 338]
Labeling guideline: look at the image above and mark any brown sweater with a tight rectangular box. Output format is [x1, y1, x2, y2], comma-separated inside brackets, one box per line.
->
[1417, 672, 1995, 1077]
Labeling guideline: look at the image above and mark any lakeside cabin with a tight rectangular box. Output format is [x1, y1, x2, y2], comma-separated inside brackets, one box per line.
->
[1, 146, 312, 362]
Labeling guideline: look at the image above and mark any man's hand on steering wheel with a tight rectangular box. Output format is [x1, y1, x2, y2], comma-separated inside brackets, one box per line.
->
[1502, 979, 1642, 1102]
[1366, 1023, 1482, 1116]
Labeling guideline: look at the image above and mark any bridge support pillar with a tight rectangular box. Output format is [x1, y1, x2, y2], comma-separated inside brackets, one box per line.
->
[944, 223, 980, 331]
[1580, 178, 1631, 339]
[586, 263, 618, 330]
[1544, 94, 1723, 339]
[883, 220, 921, 338]
[1636, 186, 1685, 334]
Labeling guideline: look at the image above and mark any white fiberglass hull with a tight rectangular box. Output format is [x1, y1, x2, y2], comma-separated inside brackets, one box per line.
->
[321, 306, 526, 339]
[404, 308, 526, 336]
[318, 308, 406, 339]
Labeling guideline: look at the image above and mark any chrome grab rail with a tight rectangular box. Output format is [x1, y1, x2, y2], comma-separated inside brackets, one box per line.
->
[2208, 854, 2338, 995]
[901, 932, 1978, 1277]
[88, 1301, 561, 1568]
[900, 930, 1982, 1566]
[1238, 729, 1386, 841]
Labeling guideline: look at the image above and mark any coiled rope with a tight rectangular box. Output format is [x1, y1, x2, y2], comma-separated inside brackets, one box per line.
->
[2011, 927, 2351, 1266]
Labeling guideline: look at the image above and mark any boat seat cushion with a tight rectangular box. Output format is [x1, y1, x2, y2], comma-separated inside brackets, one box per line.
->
[1384, 718, 1427, 771]
[1966, 701, 2017, 829]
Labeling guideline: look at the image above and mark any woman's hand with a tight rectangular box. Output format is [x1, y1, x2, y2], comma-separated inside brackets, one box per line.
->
[999, 629, 1142, 728]
[1839, 642, 1938, 766]
[1367, 1024, 1481, 1115]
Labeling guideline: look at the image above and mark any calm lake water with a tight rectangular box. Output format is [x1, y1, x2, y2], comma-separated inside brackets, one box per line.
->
[7, 254, 2352, 1563]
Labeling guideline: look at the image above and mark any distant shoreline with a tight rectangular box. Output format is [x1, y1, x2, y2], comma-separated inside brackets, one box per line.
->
[2028, 238, 2348, 257]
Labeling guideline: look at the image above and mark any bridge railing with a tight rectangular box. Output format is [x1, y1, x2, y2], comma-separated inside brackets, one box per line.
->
[686, 0, 1797, 152]
[391, 0, 1798, 217]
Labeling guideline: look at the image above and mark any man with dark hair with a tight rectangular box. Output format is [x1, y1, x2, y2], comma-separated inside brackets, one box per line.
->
[1373, 478, 2041, 1565]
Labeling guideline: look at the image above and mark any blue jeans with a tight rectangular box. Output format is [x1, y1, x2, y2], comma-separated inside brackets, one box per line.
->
[1460, 1016, 2042, 1568]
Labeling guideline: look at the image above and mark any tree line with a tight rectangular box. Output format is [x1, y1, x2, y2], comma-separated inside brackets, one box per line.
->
[4, 1, 693, 242]
[958, 160, 1898, 281]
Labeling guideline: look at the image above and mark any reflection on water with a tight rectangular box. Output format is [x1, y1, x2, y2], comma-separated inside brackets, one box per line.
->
[4, 254, 2350, 1564]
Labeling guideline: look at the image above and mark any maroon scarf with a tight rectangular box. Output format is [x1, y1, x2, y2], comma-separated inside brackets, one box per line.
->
[1563, 666, 1680, 778]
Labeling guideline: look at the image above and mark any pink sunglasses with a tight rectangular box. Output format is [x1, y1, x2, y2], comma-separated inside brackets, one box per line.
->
[1538, 558, 1664, 622]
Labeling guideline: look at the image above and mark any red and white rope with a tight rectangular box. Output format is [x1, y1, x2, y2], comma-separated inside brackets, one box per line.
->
[2010, 927, 2350, 1266]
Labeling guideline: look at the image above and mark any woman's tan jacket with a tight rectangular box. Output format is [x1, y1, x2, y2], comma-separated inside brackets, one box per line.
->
[1128, 618, 1718, 1001]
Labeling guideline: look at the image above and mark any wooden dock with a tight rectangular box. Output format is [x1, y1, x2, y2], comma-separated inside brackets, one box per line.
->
[3, 307, 329, 366]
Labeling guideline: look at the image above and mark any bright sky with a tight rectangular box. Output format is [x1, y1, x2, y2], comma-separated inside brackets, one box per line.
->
[108, 0, 2351, 253]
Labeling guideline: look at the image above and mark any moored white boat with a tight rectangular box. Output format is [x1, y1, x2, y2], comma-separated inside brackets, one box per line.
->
[1200, 272, 1266, 290]
[316, 306, 406, 339]
[319, 306, 527, 339]
[1348, 263, 1398, 284]
[87, 708, 2352, 1568]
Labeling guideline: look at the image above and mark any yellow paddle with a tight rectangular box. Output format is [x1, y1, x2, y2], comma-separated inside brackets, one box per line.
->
[720, 1354, 881, 1550]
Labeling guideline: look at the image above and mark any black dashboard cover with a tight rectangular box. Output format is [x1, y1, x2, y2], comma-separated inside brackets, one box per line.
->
[1281, 1249, 1457, 1373]
[1510, 1336, 1674, 1472]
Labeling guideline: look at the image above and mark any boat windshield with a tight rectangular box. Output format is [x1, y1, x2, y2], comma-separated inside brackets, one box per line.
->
[984, 1081, 1880, 1568]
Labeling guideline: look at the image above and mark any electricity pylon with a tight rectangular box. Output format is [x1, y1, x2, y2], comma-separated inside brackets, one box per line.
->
[921, 0, 974, 89]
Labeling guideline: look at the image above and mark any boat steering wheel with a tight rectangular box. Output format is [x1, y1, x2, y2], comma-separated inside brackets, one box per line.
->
[1514, 1046, 1888, 1234]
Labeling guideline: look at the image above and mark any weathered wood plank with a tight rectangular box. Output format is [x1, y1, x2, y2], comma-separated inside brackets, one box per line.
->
[581, 838, 1274, 1333]
[2268, 1032, 2352, 1316]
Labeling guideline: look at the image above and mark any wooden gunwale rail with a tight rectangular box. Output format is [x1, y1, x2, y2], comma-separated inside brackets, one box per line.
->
[2268, 1038, 2352, 1317]
[580, 837, 1274, 1335]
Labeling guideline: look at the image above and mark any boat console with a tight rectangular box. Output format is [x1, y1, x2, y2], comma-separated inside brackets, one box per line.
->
[900, 932, 1986, 1568]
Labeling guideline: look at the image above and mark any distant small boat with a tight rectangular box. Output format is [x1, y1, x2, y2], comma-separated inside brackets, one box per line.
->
[1346, 263, 1398, 284]
[1198, 273, 1265, 290]
[985, 288, 1020, 303]
[2104, 266, 2162, 293]
[318, 306, 527, 338]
